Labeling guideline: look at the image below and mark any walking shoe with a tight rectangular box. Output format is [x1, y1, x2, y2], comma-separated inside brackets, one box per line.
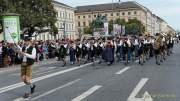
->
[31, 85, 36, 94]
[62, 62, 66, 67]
[23, 93, 31, 98]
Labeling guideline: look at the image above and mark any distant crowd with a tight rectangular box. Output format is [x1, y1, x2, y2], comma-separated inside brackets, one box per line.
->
[0, 33, 179, 68]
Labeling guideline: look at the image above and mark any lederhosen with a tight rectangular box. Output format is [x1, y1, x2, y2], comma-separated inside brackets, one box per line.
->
[21, 46, 35, 77]
[69, 46, 76, 62]
[59, 45, 66, 59]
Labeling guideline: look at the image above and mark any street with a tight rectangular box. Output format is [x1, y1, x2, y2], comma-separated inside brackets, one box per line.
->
[0, 44, 179, 101]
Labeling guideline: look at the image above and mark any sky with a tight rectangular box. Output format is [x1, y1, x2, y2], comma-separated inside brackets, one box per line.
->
[56, 0, 180, 30]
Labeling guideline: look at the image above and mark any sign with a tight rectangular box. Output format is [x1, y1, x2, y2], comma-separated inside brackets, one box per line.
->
[3, 16, 20, 43]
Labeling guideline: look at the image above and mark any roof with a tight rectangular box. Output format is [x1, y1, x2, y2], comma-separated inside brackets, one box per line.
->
[75, 1, 148, 13]
[52, 0, 73, 9]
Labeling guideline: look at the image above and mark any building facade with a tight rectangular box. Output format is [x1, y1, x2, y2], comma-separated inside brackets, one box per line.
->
[35, 1, 76, 40]
[75, 1, 175, 36]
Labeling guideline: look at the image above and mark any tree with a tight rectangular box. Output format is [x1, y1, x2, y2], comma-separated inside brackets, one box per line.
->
[0, 0, 57, 36]
[125, 19, 145, 35]
[84, 26, 93, 35]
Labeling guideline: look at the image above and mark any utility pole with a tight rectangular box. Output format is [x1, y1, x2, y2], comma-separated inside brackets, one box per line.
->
[112, 0, 114, 36]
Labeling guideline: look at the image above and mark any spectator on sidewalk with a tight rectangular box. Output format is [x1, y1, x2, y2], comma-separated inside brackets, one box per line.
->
[0, 42, 3, 67]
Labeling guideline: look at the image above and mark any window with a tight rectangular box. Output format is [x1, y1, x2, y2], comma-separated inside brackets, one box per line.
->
[122, 12, 125, 15]
[60, 23, 63, 28]
[116, 13, 119, 16]
[88, 15, 91, 18]
[78, 16, 80, 19]
[105, 14, 108, 17]
[63, 12, 64, 18]
[72, 24, 74, 30]
[128, 12, 131, 15]
[83, 22, 86, 26]
[69, 13, 71, 19]
[83, 16, 86, 18]
[59, 12, 61, 18]
[111, 13, 113, 16]
[94, 15, 96, 18]
[134, 11, 137, 15]
[78, 22, 80, 27]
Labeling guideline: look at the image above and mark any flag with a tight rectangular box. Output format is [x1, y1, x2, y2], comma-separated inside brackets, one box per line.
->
[122, 26, 126, 35]
[104, 22, 109, 35]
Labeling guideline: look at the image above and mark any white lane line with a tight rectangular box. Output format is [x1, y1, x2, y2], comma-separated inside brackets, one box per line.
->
[30, 79, 81, 101]
[115, 66, 131, 75]
[0, 62, 94, 94]
[128, 78, 149, 99]
[13, 97, 26, 101]
[71, 85, 102, 101]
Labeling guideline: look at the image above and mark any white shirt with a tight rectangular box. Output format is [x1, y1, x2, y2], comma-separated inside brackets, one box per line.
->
[134, 39, 139, 45]
[94, 43, 98, 47]
[119, 40, 123, 46]
[127, 39, 131, 47]
[22, 45, 36, 62]
[0, 46, 2, 54]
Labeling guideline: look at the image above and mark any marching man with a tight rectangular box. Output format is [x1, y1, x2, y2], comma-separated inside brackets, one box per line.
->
[18, 36, 36, 98]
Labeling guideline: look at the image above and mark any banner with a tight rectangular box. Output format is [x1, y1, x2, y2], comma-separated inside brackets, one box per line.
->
[113, 24, 118, 35]
[117, 25, 122, 34]
[3, 16, 20, 43]
[122, 26, 126, 35]
[104, 22, 109, 35]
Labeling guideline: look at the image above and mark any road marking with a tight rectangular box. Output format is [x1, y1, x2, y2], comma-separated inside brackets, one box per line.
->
[71, 85, 102, 101]
[128, 78, 149, 99]
[0, 62, 94, 94]
[30, 79, 81, 101]
[115, 66, 131, 75]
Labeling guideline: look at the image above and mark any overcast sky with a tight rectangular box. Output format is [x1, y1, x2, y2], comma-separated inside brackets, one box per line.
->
[56, 0, 180, 30]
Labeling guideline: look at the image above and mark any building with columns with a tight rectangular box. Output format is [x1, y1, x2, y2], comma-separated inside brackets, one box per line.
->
[75, 1, 175, 36]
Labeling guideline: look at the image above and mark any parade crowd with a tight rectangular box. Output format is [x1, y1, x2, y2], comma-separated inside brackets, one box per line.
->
[0, 33, 179, 68]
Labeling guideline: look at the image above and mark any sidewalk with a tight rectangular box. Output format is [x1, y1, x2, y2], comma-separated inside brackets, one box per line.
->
[0, 58, 59, 73]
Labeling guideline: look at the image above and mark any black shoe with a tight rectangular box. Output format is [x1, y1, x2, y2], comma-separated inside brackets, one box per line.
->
[23, 93, 31, 98]
[31, 85, 36, 94]
[62, 63, 66, 67]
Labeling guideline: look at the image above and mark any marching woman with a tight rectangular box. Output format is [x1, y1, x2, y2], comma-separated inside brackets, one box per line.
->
[69, 41, 76, 65]
[105, 40, 114, 66]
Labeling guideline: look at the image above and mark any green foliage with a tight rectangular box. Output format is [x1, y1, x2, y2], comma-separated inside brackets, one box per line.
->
[125, 19, 145, 35]
[84, 27, 93, 35]
[0, 0, 57, 34]
[108, 18, 145, 35]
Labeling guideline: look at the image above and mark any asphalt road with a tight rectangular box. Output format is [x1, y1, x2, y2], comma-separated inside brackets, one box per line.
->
[0, 44, 179, 101]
